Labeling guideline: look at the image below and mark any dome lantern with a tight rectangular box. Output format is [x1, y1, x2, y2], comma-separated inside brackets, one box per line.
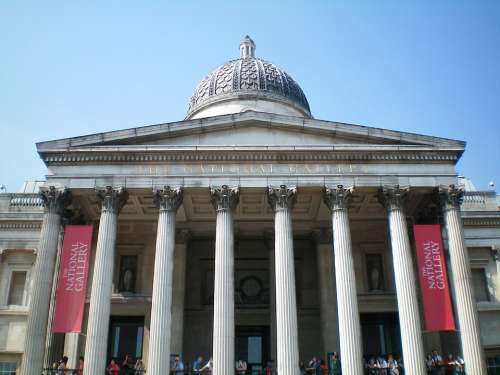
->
[239, 35, 256, 58]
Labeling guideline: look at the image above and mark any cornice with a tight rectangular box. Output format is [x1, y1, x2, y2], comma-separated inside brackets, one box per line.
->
[36, 111, 466, 152]
[40, 148, 460, 165]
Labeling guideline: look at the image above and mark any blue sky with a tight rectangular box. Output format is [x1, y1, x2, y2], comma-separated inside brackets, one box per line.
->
[1, 1, 499, 192]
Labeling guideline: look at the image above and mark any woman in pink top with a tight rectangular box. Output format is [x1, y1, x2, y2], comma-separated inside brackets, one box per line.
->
[107, 359, 120, 375]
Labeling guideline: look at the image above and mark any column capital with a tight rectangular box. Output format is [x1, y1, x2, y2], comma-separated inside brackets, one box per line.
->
[210, 185, 239, 212]
[96, 186, 129, 214]
[176, 229, 191, 244]
[39, 186, 72, 215]
[378, 185, 409, 211]
[267, 185, 297, 211]
[439, 184, 464, 211]
[323, 185, 352, 211]
[153, 186, 183, 212]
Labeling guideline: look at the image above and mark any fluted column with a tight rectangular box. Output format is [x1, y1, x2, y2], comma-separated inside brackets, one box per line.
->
[493, 247, 500, 302]
[323, 185, 363, 375]
[379, 186, 426, 375]
[440, 185, 487, 374]
[147, 186, 183, 375]
[210, 185, 239, 375]
[264, 232, 277, 363]
[84, 187, 128, 375]
[313, 229, 340, 358]
[20, 187, 71, 375]
[171, 229, 190, 356]
[267, 185, 300, 375]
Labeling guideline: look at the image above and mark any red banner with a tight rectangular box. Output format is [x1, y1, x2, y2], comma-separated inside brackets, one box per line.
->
[52, 225, 93, 333]
[413, 224, 455, 331]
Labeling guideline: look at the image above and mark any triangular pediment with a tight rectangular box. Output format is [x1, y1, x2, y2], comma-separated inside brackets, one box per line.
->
[36, 111, 465, 152]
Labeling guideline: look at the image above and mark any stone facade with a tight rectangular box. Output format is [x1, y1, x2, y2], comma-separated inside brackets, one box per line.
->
[1, 37, 500, 374]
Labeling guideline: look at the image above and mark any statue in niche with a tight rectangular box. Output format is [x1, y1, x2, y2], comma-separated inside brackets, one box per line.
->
[119, 255, 137, 293]
[366, 254, 384, 292]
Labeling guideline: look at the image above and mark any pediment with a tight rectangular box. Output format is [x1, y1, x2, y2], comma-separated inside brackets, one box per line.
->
[36, 111, 465, 152]
[132, 125, 390, 146]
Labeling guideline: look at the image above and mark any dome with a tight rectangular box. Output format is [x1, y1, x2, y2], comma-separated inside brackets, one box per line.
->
[186, 36, 311, 119]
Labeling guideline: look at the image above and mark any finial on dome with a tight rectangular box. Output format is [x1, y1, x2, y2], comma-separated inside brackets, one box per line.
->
[240, 35, 255, 58]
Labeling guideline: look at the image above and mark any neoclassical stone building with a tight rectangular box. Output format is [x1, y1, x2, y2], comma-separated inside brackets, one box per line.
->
[1, 36, 500, 375]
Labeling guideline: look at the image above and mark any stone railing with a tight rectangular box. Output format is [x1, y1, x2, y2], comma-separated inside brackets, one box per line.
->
[7, 193, 43, 208]
[462, 191, 498, 211]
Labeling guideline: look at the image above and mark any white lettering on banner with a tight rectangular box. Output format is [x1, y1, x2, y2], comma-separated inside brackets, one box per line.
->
[421, 240, 445, 290]
[64, 241, 89, 292]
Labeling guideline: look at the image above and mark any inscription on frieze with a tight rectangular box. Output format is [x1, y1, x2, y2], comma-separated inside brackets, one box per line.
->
[133, 163, 365, 176]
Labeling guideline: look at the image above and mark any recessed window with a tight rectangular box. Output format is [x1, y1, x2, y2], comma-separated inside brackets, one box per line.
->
[8, 271, 27, 306]
[472, 268, 489, 302]
[0, 361, 17, 374]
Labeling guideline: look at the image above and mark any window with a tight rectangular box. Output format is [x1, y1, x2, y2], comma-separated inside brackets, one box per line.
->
[8, 271, 27, 306]
[472, 268, 489, 302]
[0, 362, 17, 375]
[366, 254, 385, 292]
[118, 256, 138, 293]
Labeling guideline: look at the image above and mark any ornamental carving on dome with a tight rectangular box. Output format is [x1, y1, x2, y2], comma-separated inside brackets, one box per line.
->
[186, 37, 311, 118]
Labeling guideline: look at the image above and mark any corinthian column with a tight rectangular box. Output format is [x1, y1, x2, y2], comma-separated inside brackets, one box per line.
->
[171, 229, 190, 356]
[440, 185, 487, 374]
[323, 185, 363, 375]
[20, 187, 71, 375]
[210, 185, 239, 375]
[147, 186, 183, 375]
[267, 185, 300, 375]
[84, 187, 128, 375]
[313, 229, 340, 358]
[379, 186, 426, 375]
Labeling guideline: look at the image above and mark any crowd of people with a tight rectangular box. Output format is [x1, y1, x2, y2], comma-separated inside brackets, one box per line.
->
[45, 349, 466, 374]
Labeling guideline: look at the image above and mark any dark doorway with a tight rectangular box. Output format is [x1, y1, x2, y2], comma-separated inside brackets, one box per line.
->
[361, 313, 402, 358]
[108, 316, 145, 364]
[236, 326, 270, 374]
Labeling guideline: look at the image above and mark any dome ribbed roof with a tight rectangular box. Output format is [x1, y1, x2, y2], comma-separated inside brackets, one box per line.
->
[186, 37, 311, 118]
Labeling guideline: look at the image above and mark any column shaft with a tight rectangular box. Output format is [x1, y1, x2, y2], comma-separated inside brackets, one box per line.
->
[148, 209, 176, 374]
[268, 238, 277, 363]
[332, 206, 364, 374]
[171, 235, 188, 355]
[315, 234, 340, 358]
[211, 185, 239, 375]
[84, 187, 127, 374]
[268, 185, 300, 375]
[387, 207, 426, 375]
[147, 186, 183, 375]
[441, 186, 486, 374]
[21, 187, 70, 375]
[324, 186, 363, 375]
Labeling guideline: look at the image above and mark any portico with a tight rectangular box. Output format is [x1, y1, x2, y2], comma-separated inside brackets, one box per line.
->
[16, 37, 491, 375]
[21, 103, 482, 374]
